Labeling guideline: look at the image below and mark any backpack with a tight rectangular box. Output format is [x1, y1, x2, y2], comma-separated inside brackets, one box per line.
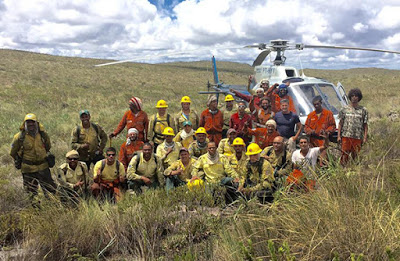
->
[152, 114, 171, 139]
[266, 147, 287, 169]
[76, 122, 99, 142]
[100, 159, 121, 178]
[131, 152, 158, 171]
[18, 130, 50, 152]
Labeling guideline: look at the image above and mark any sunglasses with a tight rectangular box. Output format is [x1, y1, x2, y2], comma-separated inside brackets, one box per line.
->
[107, 153, 116, 157]
[238, 105, 246, 108]
[67, 158, 78, 161]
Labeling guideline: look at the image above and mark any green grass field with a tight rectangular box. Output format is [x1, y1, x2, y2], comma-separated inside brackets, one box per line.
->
[1, 49, 400, 260]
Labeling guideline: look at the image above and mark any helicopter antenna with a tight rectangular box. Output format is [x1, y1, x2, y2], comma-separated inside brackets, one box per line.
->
[297, 51, 305, 77]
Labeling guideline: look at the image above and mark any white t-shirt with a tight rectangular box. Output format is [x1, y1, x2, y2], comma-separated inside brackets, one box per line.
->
[291, 147, 320, 177]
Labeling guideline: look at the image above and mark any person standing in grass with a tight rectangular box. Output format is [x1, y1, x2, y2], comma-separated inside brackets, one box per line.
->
[337, 88, 368, 165]
[219, 94, 237, 138]
[71, 110, 108, 170]
[304, 95, 336, 166]
[127, 142, 165, 194]
[57, 150, 89, 200]
[118, 128, 144, 171]
[110, 97, 149, 142]
[10, 113, 57, 201]
[148, 100, 176, 151]
[229, 101, 253, 144]
[174, 96, 199, 131]
[199, 95, 224, 146]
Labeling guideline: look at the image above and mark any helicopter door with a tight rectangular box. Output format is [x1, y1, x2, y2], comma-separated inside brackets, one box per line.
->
[336, 82, 349, 105]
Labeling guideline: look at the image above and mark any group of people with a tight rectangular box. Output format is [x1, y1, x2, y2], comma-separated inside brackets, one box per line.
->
[9, 78, 368, 204]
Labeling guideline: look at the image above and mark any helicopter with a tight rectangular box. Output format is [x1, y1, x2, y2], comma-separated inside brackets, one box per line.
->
[201, 39, 400, 126]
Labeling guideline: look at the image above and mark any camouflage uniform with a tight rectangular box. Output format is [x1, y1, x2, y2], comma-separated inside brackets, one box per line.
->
[338, 105, 368, 139]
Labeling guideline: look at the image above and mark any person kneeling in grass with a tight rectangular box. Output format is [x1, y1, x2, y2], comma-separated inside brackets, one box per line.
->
[127, 142, 164, 194]
[164, 148, 196, 192]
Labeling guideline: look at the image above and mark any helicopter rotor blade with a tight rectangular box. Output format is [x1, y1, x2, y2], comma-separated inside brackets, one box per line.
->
[301, 44, 400, 55]
[252, 49, 272, 67]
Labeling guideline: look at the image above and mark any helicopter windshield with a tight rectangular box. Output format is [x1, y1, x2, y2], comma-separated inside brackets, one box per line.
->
[288, 83, 345, 117]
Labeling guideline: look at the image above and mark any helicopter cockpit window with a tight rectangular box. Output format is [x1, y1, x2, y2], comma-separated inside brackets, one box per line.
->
[285, 69, 295, 77]
[288, 83, 344, 117]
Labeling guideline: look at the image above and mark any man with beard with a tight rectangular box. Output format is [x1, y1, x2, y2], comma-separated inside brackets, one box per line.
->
[266, 83, 296, 113]
[10, 113, 57, 201]
[229, 101, 252, 144]
[188, 127, 209, 159]
[238, 143, 275, 203]
[246, 119, 279, 149]
[110, 97, 149, 142]
[118, 128, 144, 171]
[71, 110, 108, 170]
[250, 97, 275, 127]
[127, 143, 165, 194]
[199, 95, 224, 145]
[156, 127, 182, 169]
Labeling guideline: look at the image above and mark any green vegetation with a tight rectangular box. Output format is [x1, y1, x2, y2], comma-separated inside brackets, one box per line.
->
[1, 49, 400, 260]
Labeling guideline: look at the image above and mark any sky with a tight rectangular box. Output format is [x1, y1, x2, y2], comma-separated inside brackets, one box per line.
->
[1, 0, 400, 69]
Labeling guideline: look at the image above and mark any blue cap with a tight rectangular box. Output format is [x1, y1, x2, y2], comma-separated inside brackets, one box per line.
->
[279, 84, 287, 89]
[183, 120, 192, 126]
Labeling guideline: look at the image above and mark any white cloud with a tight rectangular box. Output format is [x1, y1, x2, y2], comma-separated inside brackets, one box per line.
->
[0, 0, 399, 69]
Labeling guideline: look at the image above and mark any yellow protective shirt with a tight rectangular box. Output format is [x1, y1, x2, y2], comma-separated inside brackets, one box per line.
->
[148, 113, 176, 145]
[261, 146, 292, 177]
[127, 154, 165, 186]
[192, 153, 238, 183]
[164, 158, 196, 182]
[58, 162, 89, 189]
[219, 104, 238, 130]
[217, 138, 235, 157]
[156, 141, 182, 169]
[93, 160, 125, 182]
[10, 128, 50, 173]
[228, 153, 248, 181]
[71, 123, 107, 161]
[245, 159, 274, 192]
[173, 131, 195, 149]
[174, 110, 199, 131]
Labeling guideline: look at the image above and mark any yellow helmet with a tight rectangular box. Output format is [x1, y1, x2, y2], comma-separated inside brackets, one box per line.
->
[156, 100, 168, 108]
[224, 94, 235, 102]
[195, 127, 207, 135]
[187, 179, 205, 191]
[162, 127, 175, 136]
[181, 96, 191, 103]
[24, 113, 37, 122]
[246, 143, 262, 155]
[232, 137, 245, 146]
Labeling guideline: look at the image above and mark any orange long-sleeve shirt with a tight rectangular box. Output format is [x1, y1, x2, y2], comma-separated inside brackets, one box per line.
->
[112, 110, 149, 142]
[304, 108, 336, 146]
[199, 109, 224, 145]
[248, 128, 279, 149]
[118, 140, 144, 170]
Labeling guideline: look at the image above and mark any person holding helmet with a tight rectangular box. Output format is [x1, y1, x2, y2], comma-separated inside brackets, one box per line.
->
[156, 127, 182, 169]
[188, 127, 209, 159]
[199, 95, 224, 146]
[266, 82, 296, 113]
[219, 94, 238, 138]
[191, 141, 239, 203]
[238, 143, 275, 203]
[228, 137, 248, 179]
[217, 128, 237, 157]
[118, 128, 144, 171]
[10, 113, 57, 201]
[245, 119, 279, 149]
[175, 96, 199, 131]
[71, 110, 108, 170]
[57, 150, 89, 201]
[174, 120, 195, 149]
[164, 148, 196, 192]
[109, 96, 149, 142]
[148, 99, 176, 151]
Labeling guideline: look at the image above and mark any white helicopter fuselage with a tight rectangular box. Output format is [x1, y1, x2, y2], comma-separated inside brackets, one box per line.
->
[252, 65, 349, 127]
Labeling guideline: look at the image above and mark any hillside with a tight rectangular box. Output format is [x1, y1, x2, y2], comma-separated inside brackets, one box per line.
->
[0, 50, 400, 260]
